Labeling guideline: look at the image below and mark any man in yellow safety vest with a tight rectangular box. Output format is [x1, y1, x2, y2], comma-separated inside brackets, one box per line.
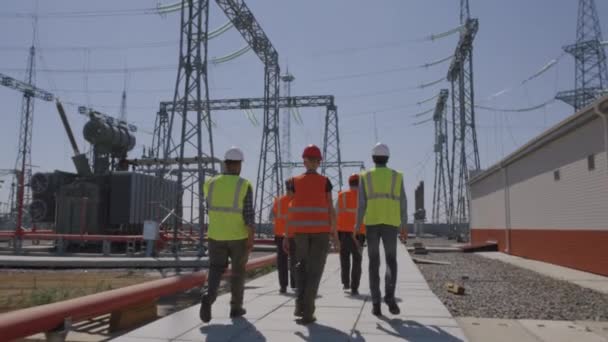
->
[355, 143, 408, 317]
[199, 146, 255, 323]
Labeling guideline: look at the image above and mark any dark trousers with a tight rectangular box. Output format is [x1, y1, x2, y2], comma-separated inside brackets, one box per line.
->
[366, 225, 398, 305]
[205, 239, 248, 310]
[338, 232, 364, 291]
[275, 236, 296, 289]
[295, 233, 330, 318]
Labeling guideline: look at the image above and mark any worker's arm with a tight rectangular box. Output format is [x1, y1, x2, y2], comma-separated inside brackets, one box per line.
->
[243, 185, 256, 251]
[355, 184, 367, 233]
[399, 181, 408, 241]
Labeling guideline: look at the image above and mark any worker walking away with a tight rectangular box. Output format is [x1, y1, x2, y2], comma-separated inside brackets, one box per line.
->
[200, 147, 255, 323]
[284, 144, 340, 324]
[356, 143, 408, 317]
[336, 173, 365, 296]
[270, 181, 296, 293]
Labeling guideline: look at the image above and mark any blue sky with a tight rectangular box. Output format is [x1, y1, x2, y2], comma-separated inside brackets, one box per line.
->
[0, 0, 606, 219]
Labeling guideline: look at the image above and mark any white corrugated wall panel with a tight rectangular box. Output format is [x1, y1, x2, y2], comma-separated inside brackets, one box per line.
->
[470, 169, 506, 229]
[507, 117, 608, 230]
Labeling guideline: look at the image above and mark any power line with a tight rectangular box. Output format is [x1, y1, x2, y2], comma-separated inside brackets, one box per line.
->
[1, 65, 176, 74]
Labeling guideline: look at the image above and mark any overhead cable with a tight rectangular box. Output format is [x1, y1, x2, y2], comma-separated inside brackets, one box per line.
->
[417, 77, 445, 89]
[420, 25, 464, 42]
[211, 46, 252, 64]
[416, 93, 439, 105]
[475, 99, 555, 113]
[411, 108, 434, 118]
[412, 117, 434, 126]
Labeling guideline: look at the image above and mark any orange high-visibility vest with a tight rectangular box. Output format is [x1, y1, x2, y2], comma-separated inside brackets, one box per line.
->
[337, 189, 365, 234]
[288, 173, 331, 234]
[272, 194, 294, 237]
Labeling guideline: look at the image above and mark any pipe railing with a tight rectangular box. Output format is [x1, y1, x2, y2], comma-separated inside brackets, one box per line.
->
[0, 254, 276, 341]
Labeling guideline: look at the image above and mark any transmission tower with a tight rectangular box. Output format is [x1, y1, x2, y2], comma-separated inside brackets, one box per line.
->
[9, 33, 38, 230]
[281, 69, 295, 179]
[162, 0, 215, 250]
[432, 89, 450, 223]
[322, 103, 343, 190]
[556, 0, 608, 110]
[447, 2, 480, 226]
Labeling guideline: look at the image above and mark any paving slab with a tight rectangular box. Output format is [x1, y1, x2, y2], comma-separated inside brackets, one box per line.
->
[457, 317, 542, 342]
[113, 243, 466, 341]
[478, 252, 608, 294]
[519, 320, 607, 342]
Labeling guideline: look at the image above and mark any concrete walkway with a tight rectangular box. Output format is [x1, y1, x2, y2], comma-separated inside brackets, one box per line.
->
[478, 252, 608, 294]
[113, 243, 467, 341]
[458, 318, 608, 342]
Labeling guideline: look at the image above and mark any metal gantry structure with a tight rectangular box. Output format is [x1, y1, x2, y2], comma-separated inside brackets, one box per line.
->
[556, 0, 608, 110]
[431, 89, 450, 224]
[214, 0, 283, 226]
[280, 70, 295, 179]
[161, 0, 215, 249]
[1, 48, 54, 231]
[446, 1, 480, 226]
[156, 94, 346, 214]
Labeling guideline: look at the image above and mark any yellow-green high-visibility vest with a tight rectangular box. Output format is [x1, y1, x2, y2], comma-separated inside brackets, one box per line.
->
[203, 174, 250, 241]
[361, 167, 403, 227]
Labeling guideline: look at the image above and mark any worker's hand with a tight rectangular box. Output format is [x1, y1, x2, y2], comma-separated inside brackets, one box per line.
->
[247, 231, 254, 253]
[282, 236, 290, 254]
[332, 232, 340, 253]
[399, 226, 407, 244]
[351, 232, 360, 250]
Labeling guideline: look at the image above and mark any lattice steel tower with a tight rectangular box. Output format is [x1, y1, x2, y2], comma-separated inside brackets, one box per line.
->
[556, 0, 608, 110]
[447, 0, 480, 225]
[432, 89, 450, 223]
[163, 0, 215, 242]
[10, 40, 37, 230]
[322, 103, 343, 190]
[281, 69, 295, 179]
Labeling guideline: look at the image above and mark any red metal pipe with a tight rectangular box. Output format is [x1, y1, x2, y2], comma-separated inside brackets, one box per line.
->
[0, 254, 276, 341]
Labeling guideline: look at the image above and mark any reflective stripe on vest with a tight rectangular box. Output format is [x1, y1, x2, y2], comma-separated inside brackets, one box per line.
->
[362, 168, 402, 227]
[365, 170, 399, 201]
[204, 175, 249, 241]
[207, 178, 245, 213]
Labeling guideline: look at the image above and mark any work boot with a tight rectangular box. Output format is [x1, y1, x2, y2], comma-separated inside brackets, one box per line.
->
[372, 303, 382, 316]
[280, 287, 287, 294]
[294, 302, 304, 317]
[385, 298, 401, 315]
[230, 307, 247, 318]
[297, 316, 317, 325]
[351, 288, 359, 296]
[199, 295, 212, 323]
[343, 284, 350, 290]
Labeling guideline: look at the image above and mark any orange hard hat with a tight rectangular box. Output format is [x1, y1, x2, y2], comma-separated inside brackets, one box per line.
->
[302, 144, 322, 160]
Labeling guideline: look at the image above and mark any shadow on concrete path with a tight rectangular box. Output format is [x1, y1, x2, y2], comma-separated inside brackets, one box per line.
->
[351, 317, 464, 342]
[199, 317, 265, 342]
[294, 321, 352, 341]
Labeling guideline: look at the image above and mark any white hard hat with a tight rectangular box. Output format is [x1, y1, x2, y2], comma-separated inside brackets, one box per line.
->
[224, 146, 244, 161]
[372, 142, 390, 157]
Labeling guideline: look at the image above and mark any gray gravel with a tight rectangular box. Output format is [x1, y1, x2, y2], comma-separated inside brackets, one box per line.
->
[416, 252, 608, 321]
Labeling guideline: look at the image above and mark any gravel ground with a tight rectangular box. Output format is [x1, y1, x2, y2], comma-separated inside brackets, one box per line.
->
[408, 236, 464, 247]
[416, 252, 608, 321]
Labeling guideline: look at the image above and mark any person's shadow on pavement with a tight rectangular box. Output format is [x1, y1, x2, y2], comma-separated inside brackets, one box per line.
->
[199, 317, 266, 342]
[368, 317, 464, 341]
[294, 321, 352, 342]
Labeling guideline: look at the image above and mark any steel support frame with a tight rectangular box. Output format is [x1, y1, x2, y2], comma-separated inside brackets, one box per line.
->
[162, 0, 215, 253]
[214, 0, 282, 227]
[431, 89, 450, 224]
[556, 0, 608, 110]
[447, 18, 480, 227]
[158, 95, 345, 219]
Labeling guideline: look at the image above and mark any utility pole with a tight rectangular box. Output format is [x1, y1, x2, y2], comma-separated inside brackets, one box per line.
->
[556, 0, 608, 110]
[431, 89, 450, 224]
[447, 0, 480, 231]
[280, 69, 295, 179]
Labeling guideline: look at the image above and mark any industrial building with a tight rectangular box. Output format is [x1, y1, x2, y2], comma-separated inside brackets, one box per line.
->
[470, 95, 608, 276]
